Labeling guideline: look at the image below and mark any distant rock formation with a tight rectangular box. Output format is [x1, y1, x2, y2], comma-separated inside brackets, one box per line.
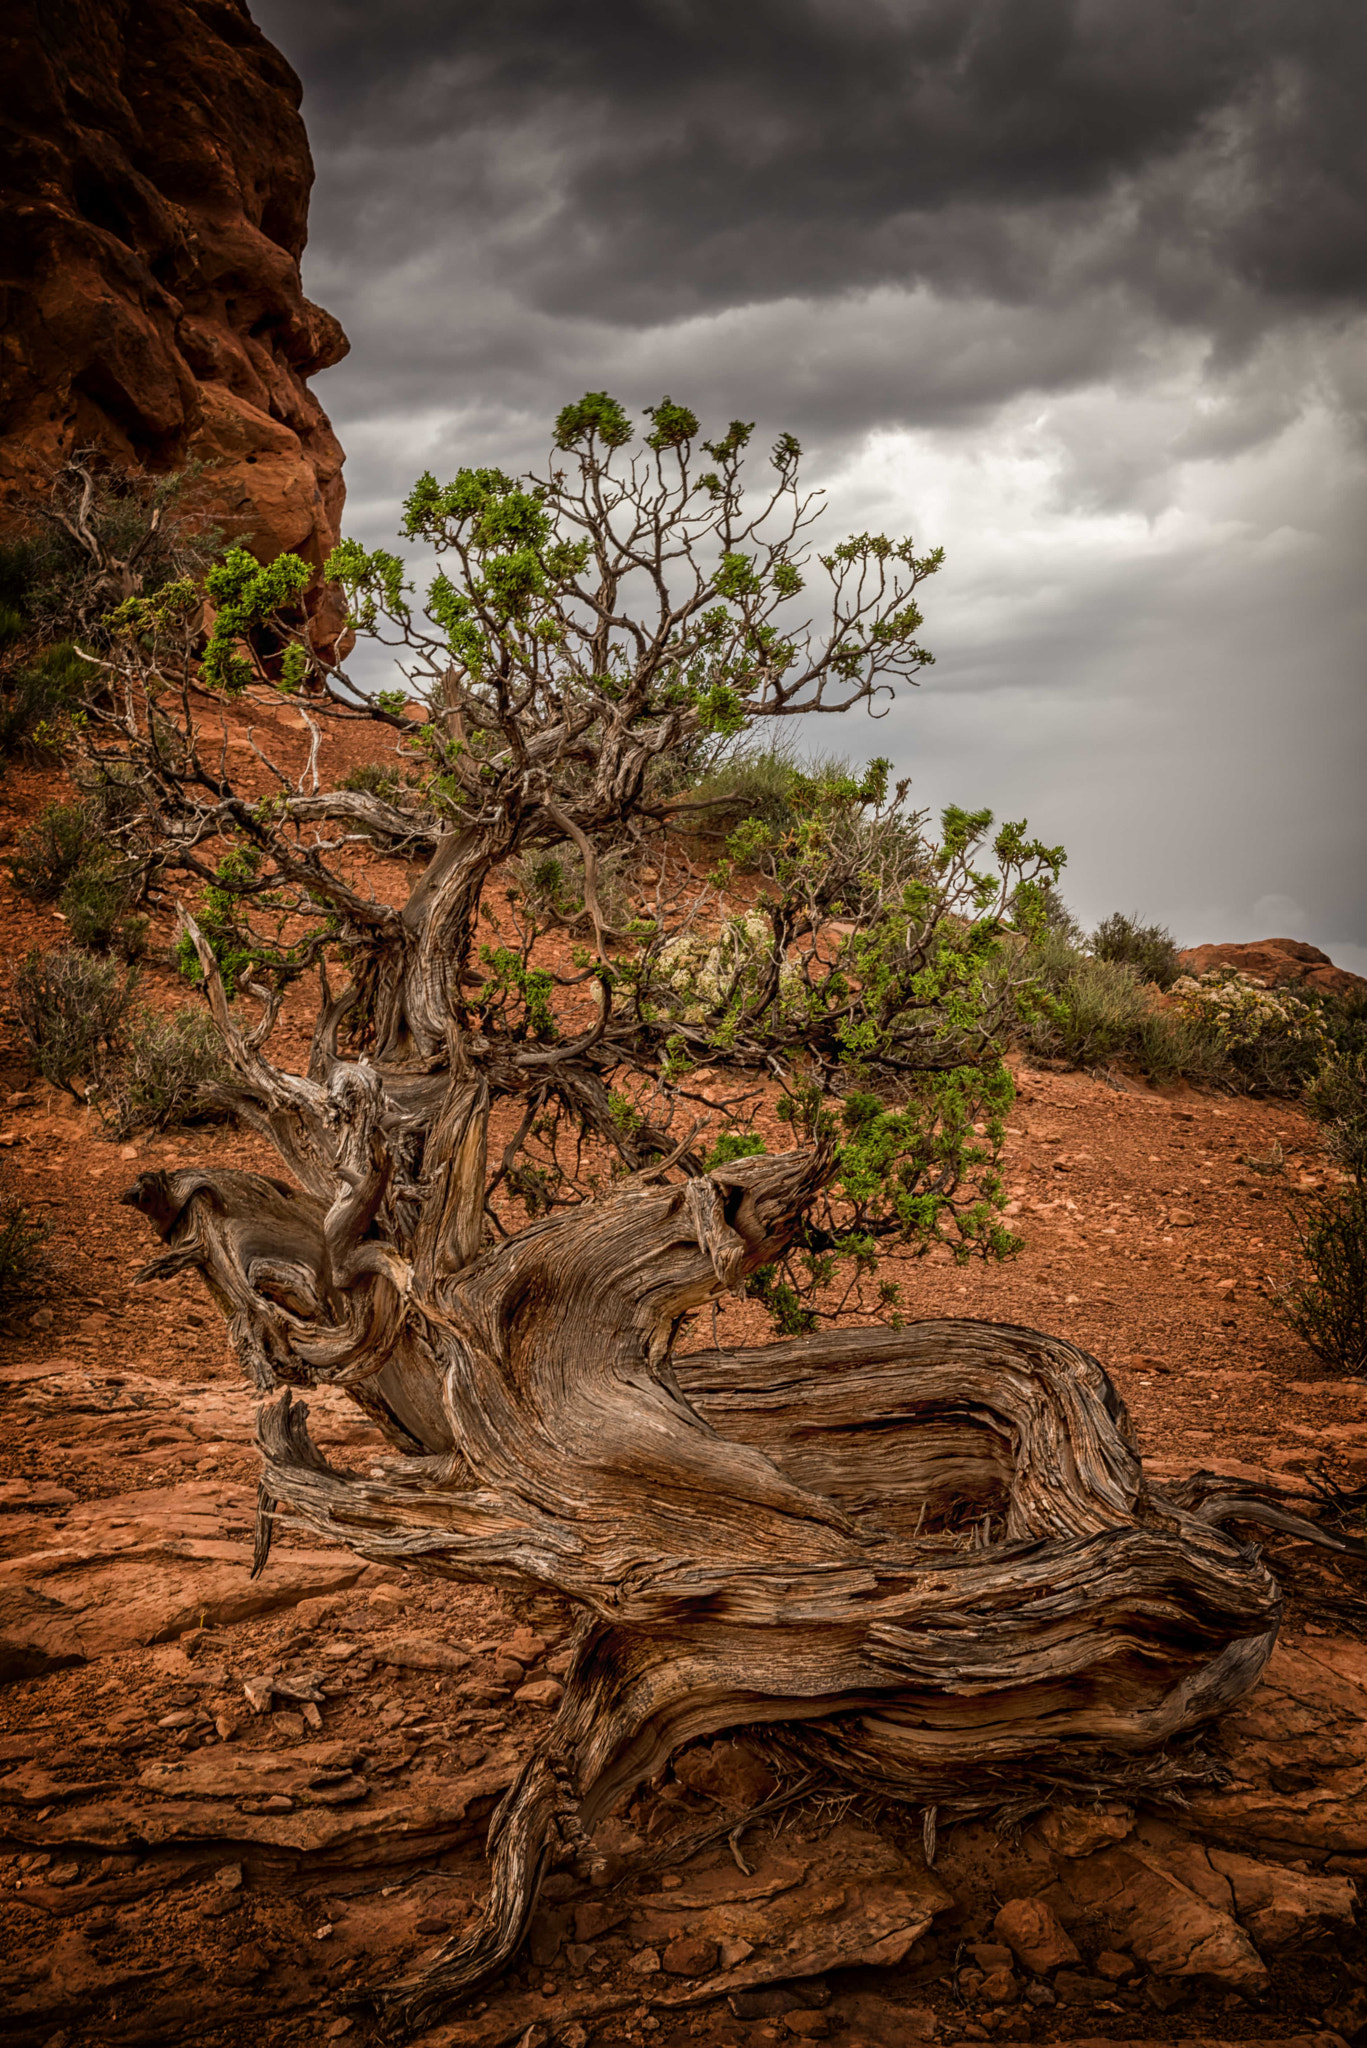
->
[0, 0, 348, 644]
[1177, 939, 1366, 1001]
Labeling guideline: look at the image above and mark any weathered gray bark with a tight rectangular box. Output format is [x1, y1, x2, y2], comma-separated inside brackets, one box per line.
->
[122, 1115, 1335, 2038]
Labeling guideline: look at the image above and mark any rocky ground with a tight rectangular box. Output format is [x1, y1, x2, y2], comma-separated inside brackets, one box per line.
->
[1, 719, 1366, 2048]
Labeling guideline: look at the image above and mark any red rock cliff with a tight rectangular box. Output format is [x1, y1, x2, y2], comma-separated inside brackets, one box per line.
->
[0, 0, 347, 628]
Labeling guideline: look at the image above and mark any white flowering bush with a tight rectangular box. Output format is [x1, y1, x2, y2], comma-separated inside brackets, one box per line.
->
[1170, 969, 1327, 1093]
[654, 910, 801, 1025]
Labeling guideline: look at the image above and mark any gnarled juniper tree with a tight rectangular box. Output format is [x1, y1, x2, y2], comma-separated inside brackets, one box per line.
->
[71, 397, 1322, 2030]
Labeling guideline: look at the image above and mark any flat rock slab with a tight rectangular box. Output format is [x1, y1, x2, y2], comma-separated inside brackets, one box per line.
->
[1042, 1841, 1267, 1991]
[1186, 1638, 1367, 1867]
[0, 1482, 384, 1679]
[0, 1758, 516, 1865]
[639, 1824, 955, 1998]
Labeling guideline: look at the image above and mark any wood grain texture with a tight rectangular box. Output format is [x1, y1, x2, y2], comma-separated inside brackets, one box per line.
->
[125, 1136, 1302, 2036]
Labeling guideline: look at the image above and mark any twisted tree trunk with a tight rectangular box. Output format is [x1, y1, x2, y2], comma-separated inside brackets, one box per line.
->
[122, 1122, 1323, 2038]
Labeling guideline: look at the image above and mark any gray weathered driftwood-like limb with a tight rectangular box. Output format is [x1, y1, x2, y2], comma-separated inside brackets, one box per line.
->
[124, 1134, 1300, 2038]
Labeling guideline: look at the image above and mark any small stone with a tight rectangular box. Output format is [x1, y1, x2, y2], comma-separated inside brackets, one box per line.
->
[1094, 1948, 1134, 1981]
[242, 1677, 275, 1714]
[1168, 1208, 1196, 1227]
[971, 1942, 1015, 1974]
[717, 1937, 754, 1967]
[565, 1942, 596, 1974]
[500, 1632, 548, 1663]
[574, 1900, 627, 1941]
[661, 1935, 719, 1977]
[1037, 1804, 1133, 1858]
[979, 1968, 1018, 2006]
[325, 2023, 353, 2040]
[514, 1678, 564, 1709]
[158, 1709, 197, 1729]
[314, 1922, 333, 1939]
[47, 1862, 80, 1886]
[263, 1794, 294, 1812]
[303, 1702, 323, 1731]
[994, 1896, 1080, 1974]
[560, 2027, 589, 2048]
[213, 1863, 243, 1891]
[781, 2016, 829, 2039]
[1054, 1970, 1114, 2004]
[415, 1915, 451, 1935]
[628, 1947, 661, 1976]
[1024, 1982, 1055, 2007]
[29, 1308, 53, 1330]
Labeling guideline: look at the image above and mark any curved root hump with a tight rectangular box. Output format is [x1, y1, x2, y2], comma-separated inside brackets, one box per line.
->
[260, 1320, 1282, 2035]
[125, 1150, 1294, 2038]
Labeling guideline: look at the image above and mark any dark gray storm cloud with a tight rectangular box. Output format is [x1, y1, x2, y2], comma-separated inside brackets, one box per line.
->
[260, 0, 1367, 344]
[252, 0, 1367, 966]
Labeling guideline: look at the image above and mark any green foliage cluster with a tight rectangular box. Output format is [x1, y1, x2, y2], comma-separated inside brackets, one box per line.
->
[1277, 1186, 1367, 1377]
[94, 1009, 228, 1141]
[15, 947, 137, 1095]
[1091, 912, 1182, 990]
[1276, 1004, 1367, 1376]
[15, 944, 226, 1138]
[0, 1194, 49, 1314]
[9, 800, 146, 955]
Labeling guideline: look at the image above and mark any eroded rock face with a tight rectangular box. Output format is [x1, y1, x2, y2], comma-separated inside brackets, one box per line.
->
[0, 0, 347, 623]
[1177, 939, 1367, 1001]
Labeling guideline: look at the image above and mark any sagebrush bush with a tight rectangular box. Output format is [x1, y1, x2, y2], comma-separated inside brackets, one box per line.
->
[665, 740, 808, 834]
[1130, 1007, 1229, 1085]
[1306, 1040, 1367, 1186]
[1092, 911, 1182, 990]
[1020, 928, 1152, 1066]
[10, 798, 145, 950]
[94, 1009, 228, 1140]
[0, 643, 96, 760]
[0, 1196, 49, 1312]
[341, 759, 403, 800]
[60, 862, 145, 954]
[15, 947, 137, 1094]
[1277, 1185, 1367, 1377]
[511, 841, 635, 933]
[9, 801, 101, 900]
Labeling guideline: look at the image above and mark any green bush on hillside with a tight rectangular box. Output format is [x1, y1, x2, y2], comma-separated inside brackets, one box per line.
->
[1091, 911, 1182, 989]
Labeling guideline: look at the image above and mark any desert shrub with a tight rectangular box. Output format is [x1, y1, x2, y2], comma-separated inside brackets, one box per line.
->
[0, 643, 97, 760]
[15, 946, 137, 1095]
[1130, 1007, 1229, 1085]
[1019, 927, 1151, 1066]
[0, 1196, 49, 1312]
[10, 797, 145, 949]
[1306, 1042, 1367, 1186]
[1169, 969, 1326, 1095]
[9, 800, 101, 900]
[510, 841, 634, 933]
[1276, 1184, 1367, 1376]
[1091, 912, 1182, 990]
[60, 862, 146, 955]
[667, 739, 807, 834]
[94, 1009, 228, 1140]
[341, 759, 403, 800]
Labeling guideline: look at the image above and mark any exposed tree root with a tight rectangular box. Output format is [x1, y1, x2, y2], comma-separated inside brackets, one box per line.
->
[119, 1145, 1339, 2037]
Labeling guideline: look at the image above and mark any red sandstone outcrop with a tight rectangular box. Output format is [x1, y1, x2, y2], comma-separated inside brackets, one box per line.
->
[0, 0, 347, 641]
[1177, 938, 1366, 1001]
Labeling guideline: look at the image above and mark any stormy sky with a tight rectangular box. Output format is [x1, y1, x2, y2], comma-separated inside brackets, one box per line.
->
[252, 0, 1367, 969]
